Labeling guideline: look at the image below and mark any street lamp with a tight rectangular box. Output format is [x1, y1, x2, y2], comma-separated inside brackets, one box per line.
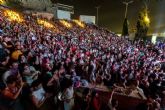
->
[95, 6, 100, 25]
[122, 0, 133, 36]
[123, 0, 133, 18]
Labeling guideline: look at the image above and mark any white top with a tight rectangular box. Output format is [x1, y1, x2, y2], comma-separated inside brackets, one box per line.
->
[62, 86, 74, 100]
[2, 70, 11, 84]
[129, 87, 146, 99]
[32, 87, 45, 101]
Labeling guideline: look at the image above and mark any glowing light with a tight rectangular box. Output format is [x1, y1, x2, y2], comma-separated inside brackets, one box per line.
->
[4, 10, 23, 23]
[37, 19, 54, 28]
[73, 20, 85, 28]
[0, 0, 5, 5]
[60, 20, 72, 28]
[117, 34, 121, 37]
[144, 14, 150, 26]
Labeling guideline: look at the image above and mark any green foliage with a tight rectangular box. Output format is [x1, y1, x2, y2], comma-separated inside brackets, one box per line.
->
[6, 0, 24, 11]
[50, 0, 56, 3]
[135, 8, 149, 39]
[139, 8, 150, 27]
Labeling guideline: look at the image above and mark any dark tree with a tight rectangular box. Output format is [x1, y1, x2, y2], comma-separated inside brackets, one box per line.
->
[122, 18, 129, 36]
[135, 8, 150, 40]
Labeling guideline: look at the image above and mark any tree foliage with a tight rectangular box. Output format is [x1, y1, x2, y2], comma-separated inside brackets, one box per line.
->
[5, 0, 24, 11]
[135, 8, 150, 39]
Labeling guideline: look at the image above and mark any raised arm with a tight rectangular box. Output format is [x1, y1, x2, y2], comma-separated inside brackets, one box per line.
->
[4, 82, 23, 100]
[109, 90, 115, 104]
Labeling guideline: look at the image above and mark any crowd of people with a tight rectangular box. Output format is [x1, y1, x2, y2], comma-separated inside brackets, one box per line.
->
[0, 7, 165, 110]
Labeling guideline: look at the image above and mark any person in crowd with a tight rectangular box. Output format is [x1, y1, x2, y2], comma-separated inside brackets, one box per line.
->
[2, 62, 21, 84]
[0, 75, 24, 110]
[81, 88, 91, 110]
[61, 79, 74, 110]
[127, 79, 146, 99]
[0, 40, 9, 69]
[11, 42, 23, 61]
[22, 63, 39, 85]
[1, 75, 23, 97]
[108, 89, 118, 110]
[29, 79, 48, 109]
[87, 90, 101, 110]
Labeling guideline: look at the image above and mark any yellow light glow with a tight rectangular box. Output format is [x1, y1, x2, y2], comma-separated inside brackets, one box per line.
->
[37, 19, 54, 28]
[73, 20, 85, 28]
[60, 20, 72, 28]
[4, 10, 23, 23]
[144, 14, 150, 26]
[0, 0, 5, 5]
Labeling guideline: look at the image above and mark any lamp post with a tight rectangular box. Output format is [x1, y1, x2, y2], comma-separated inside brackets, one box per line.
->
[95, 6, 100, 25]
[122, 1, 133, 36]
[123, 0, 133, 18]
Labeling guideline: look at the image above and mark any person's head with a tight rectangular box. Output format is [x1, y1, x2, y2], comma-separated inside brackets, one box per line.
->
[132, 79, 139, 88]
[23, 63, 30, 73]
[6, 75, 17, 88]
[158, 75, 163, 82]
[15, 42, 21, 50]
[31, 79, 42, 91]
[105, 74, 111, 80]
[11, 62, 19, 69]
[18, 55, 27, 63]
[4, 37, 10, 42]
[65, 79, 73, 89]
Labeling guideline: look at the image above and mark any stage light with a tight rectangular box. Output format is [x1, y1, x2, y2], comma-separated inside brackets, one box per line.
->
[0, 0, 5, 5]
[144, 14, 150, 27]
[60, 20, 72, 28]
[37, 19, 54, 28]
[4, 10, 24, 23]
[73, 20, 85, 28]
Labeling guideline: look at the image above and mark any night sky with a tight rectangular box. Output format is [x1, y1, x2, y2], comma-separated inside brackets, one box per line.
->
[57, 0, 165, 34]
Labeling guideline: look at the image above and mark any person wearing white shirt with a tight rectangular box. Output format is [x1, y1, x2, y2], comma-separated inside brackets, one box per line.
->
[61, 80, 74, 110]
[30, 80, 47, 109]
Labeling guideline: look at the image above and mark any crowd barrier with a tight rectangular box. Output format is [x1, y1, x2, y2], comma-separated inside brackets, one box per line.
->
[77, 86, 146, 110]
